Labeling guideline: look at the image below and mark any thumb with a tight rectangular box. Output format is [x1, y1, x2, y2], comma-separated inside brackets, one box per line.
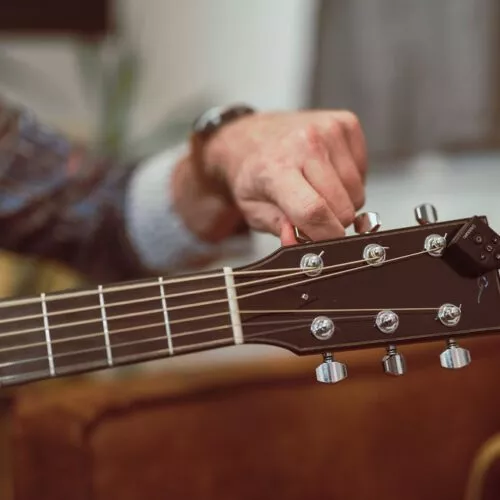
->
[280, 220, 298, 246]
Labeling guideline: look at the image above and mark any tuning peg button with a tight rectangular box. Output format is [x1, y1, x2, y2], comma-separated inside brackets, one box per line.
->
[316, 353, 347, 383]
[296, 211, 381, 241]
[294, 227, 310, 243]
[439, 339, 471, 369]
[382, 346, 406, 376]
[354, 212, 381, 234]
[415, 203, 438, 225]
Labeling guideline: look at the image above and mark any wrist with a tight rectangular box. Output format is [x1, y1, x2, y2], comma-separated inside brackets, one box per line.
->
[171, 153, 246, 244]
[191, 104, 257, 191]
[202, 112, 256, 185]
[125, 143, 251, 273]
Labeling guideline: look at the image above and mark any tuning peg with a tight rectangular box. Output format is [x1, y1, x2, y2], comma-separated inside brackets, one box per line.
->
[294, 227, 310, 243]
[354, 212, 381, 234]
[414, 203, 438, 225]
[439, 339, 471, 369]
[316, 352, 348, 384]
[382, 345, 406, 376]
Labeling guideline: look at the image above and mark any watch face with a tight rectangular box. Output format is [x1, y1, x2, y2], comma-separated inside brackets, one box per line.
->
[193, 106, 225, 133]
[193, 105, 255, 137]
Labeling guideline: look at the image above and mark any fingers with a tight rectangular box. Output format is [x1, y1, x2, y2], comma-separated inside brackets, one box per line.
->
[265, 168, 345, 241]
[237, 200, 297, 245]
[280, 220, 298, 246]
[320, 118, 365, 210]
[335, 111, 368, 182]
[301, 155, 355, 228]
[238, 199, 285, 236]
[226, 109, 368, 246]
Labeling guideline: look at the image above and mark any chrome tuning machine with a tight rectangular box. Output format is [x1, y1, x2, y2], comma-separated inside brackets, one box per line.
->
[354, 211, 381, 234]
[316, 352, 348, 384]
[440, 339, 471, 369]
[415, 203, 438, 225]
[382, 345, 406, 376]
[294, 227, 310, 243]
[295, 211, 381, 243]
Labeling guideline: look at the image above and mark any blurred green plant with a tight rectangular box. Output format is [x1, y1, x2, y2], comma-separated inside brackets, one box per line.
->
[74, 37, 211, 160]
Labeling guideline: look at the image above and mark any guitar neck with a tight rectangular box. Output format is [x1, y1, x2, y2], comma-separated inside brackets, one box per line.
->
[0, 267, 242, 387]
[5, 213, 500, 388]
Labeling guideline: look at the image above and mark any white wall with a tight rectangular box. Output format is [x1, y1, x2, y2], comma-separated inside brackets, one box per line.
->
[122, 0, 320, 139]
[0, 0, 319, 140]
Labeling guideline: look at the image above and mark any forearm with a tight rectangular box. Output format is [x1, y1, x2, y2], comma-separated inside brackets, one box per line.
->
[0, 101, 151, 283]
[0, 100, 251, 284]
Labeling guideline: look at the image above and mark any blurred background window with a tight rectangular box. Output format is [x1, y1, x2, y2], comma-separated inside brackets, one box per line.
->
[310, 0, 500, 160]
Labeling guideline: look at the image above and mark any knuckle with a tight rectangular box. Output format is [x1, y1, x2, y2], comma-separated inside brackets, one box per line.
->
[252, 158, 284, 196]
[339, 110, 361, 133]
[339, 164, 365, 208]
[342, 167, 358, 185]
[345, 168, 363, 191]
[265, 155, 290, 176]
[300, 198, 330, 226]
[301, 124, 324, 155]
[352, 189, 366, 210]
[336, 203, 356, 227]
[327, 118, 344, 140]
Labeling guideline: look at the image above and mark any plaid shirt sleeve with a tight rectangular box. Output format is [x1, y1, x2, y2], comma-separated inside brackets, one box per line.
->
[0, 99, 168, 283]
[0, 99, 252, 284]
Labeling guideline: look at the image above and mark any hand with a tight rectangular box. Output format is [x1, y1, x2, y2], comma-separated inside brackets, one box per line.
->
[174, 110, 367, 246]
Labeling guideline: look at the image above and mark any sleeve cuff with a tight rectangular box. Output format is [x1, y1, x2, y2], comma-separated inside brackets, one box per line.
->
[124, 143, 251, 273]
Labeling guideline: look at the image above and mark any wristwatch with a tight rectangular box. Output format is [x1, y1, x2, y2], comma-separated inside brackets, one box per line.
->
[190, 104, 256, 201]
[192, 104, 256, 139]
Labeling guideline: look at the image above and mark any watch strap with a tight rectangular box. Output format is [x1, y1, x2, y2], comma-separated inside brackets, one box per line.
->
[190, 104, 255, 202]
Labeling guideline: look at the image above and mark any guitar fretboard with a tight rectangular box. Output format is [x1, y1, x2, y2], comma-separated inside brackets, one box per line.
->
[0, 268, 240, 387]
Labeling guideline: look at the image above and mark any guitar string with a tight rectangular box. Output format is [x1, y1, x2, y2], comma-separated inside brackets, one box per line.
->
[0, 300, 437, 341]
[0, 254, 369, 326]
[0, 308, 436, 355]
[0, 338, 236, 385]
[0, 248, 429, 341]
[0, 311, 431, 373]
[0, 317, 338, 361]
[0, 254, 371, 310]
[239, 249, 427, 300]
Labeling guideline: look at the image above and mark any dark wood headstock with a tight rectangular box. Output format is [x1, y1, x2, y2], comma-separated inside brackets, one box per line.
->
[236, 216, 500, 359]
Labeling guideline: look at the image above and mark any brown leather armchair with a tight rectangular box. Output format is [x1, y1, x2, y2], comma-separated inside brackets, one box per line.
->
[9, 334, 500, 500]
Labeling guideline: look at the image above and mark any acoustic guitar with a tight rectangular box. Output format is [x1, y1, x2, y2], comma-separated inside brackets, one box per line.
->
[1, 203, 499, 388]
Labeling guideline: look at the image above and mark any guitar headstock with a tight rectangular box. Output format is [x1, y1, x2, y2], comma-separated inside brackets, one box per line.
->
[234, 204, 500, 383]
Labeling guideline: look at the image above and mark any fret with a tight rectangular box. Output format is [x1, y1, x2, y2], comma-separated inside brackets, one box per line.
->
[104, 279, 170, 363]
[165, 271, 233, 354]
[0, 269, 236, 386]
[102, 271, 232, 364]
[223, 267, 243, 345]
[40, 293, 55, 377]
[0, 298, 51, 385]
[98, 285, 113, 366]
[45, 286, 109, 377]
[158, 277, 174, 355]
